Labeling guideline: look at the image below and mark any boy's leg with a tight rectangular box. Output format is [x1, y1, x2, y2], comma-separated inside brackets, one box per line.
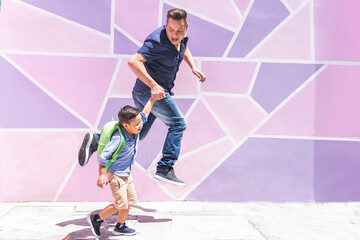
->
[112, 175, 137, 236]
[78, 132, 99, 166]
[87, 203, 118, 237]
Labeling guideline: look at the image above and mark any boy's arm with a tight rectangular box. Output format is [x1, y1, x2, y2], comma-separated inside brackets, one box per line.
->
[142, 97, 155, 117]
[97, 164, 106, 188]
[96, 134, 121, 188]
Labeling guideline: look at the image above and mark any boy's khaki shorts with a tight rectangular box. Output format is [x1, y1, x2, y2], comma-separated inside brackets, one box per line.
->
[106, 172, 138, 210]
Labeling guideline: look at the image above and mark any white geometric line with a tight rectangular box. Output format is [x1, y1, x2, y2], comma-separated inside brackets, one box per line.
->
[269, 64, 327, 115]
[134, 162, 177, 200]
[248, 95, 269, 116]
[229, 0, 242, 18]
[143, 95, 201, 180]
[280, 0, 293, 12]
[310, 0, 316, 60]
[113, 24, 142, 47]
[197, 60, 202, 93]
[223, 0, 255, 57]
[245, 3, 308, 58]
[183, 96, 201, 118]
[181, 64, 328, 199]
[53, 157, 78, 202]
[3, 50, 359, 66]
[164, 0, 237, 32]
[178, 136, 234, 200]
[158, 0, 164, 27]
[201, 92, 248, 98]
[193, 57, 360, 66]
[200, 96, 237, 145]
[1, 54, 94, 129]
[0, 50, 128, 58]
[172, 95, 198, 99]
[12, 0, 110, 39]
[246, 61, 262, 96]
[110, 0, 115, 54]
[94, 58, 122, 130]
[108, 94, 133, 98]
[179, 136, 230, 160]
[0, 128, 89, 132]
[252, 134, 360, 142]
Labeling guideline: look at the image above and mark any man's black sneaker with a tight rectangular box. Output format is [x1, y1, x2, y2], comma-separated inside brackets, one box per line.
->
[154, 168, 185, 186]
[112, 223, 136, 236]
[87, 214, 103, 237]
[78, 133, 98, 166]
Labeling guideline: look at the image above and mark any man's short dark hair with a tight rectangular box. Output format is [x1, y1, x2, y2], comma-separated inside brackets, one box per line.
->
[118, 105, 140, 126]
[167, 8, 187, 25]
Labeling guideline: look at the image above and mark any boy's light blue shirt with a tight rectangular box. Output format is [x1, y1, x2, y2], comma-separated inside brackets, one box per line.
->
[98, 112, 147, 176]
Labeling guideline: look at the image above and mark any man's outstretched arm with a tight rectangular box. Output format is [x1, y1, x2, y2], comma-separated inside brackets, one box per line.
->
[128, 53, 165, 101]
[183, 47, 207, 82]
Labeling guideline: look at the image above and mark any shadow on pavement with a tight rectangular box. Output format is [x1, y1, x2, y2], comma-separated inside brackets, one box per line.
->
[58, 206, 172, 240]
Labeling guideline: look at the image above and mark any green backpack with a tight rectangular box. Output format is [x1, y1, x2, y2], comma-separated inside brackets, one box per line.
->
[97, 121, 126, 173]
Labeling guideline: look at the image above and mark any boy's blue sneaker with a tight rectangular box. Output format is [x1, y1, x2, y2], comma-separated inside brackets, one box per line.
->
[112, 223, 136, 236]
[87, 214, 103, 237]
[155, 168, 185, 186]
[78, 133, 98, 166]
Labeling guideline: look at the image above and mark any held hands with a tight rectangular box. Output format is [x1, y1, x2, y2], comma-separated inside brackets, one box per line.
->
[192, 68, 206, 82]
[97, 174, 106, 188]
[151, 84, 165, 101]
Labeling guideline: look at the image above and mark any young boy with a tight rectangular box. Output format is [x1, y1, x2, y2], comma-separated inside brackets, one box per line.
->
[87, 98, 154, 237]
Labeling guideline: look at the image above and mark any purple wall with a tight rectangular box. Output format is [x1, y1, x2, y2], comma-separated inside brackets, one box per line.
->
[0, 0, 359, 202]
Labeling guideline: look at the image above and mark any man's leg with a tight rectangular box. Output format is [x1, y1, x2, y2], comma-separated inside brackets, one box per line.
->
[152, 93, 187, 185]
[132, 91, 157, 140]
[133, 91, 186, 186]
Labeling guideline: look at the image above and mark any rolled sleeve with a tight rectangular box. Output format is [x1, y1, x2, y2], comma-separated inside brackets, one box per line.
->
[137, 40, 162, 63]
[140, 112, 148, 124]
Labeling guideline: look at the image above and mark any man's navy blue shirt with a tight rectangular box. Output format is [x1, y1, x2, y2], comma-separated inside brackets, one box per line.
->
[133, 26, 188, 94]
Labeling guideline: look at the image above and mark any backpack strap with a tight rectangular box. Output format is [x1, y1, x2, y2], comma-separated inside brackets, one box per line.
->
[105, 122, 126, 173]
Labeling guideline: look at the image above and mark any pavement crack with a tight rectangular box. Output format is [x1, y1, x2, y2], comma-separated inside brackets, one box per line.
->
[248, 220, 268, 240]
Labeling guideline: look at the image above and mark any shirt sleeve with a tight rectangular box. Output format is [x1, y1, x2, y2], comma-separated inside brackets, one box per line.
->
[137, 39, 162, 63]
[98, 132, 121, 166]
[140, 112, 148, 125]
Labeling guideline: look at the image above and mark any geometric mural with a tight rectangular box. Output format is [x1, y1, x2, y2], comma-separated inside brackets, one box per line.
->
[1, 0, 359, 203]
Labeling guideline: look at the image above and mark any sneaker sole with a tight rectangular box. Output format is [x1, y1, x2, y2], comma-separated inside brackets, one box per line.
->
[78, 133, 93, 166]
[154, 174, 185, 186]
[112, 230, 136, 236]
[87, 214, 100, 237]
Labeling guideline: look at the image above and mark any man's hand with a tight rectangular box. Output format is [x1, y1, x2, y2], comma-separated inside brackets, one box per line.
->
[192, 68, 206, 82]
[151, 84, 165, 101]
[97, 174, 106, 188]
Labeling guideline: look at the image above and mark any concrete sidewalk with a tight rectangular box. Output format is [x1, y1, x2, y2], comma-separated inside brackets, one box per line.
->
[1, 201, 360, 240]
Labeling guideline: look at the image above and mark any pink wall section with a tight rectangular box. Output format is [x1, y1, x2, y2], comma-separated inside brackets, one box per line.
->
[1, 0, 359, 202]
[7, 54, 118, 125]
[0, 132, 83, 201]
[250, 2, 312, 60]
[170, 0, 241, 29]
[201, 61, 257, 94]
[0, 1, 110, 53]
[314, 0, 360, 61]
[256, 65, 360, 138]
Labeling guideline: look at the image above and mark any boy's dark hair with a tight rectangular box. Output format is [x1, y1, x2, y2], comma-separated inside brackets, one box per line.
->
[118, 105, 140, 126]
[167, 8, 187, 25]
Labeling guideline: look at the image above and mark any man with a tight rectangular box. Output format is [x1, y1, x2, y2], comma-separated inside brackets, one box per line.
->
[79, 8, 206, 186]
